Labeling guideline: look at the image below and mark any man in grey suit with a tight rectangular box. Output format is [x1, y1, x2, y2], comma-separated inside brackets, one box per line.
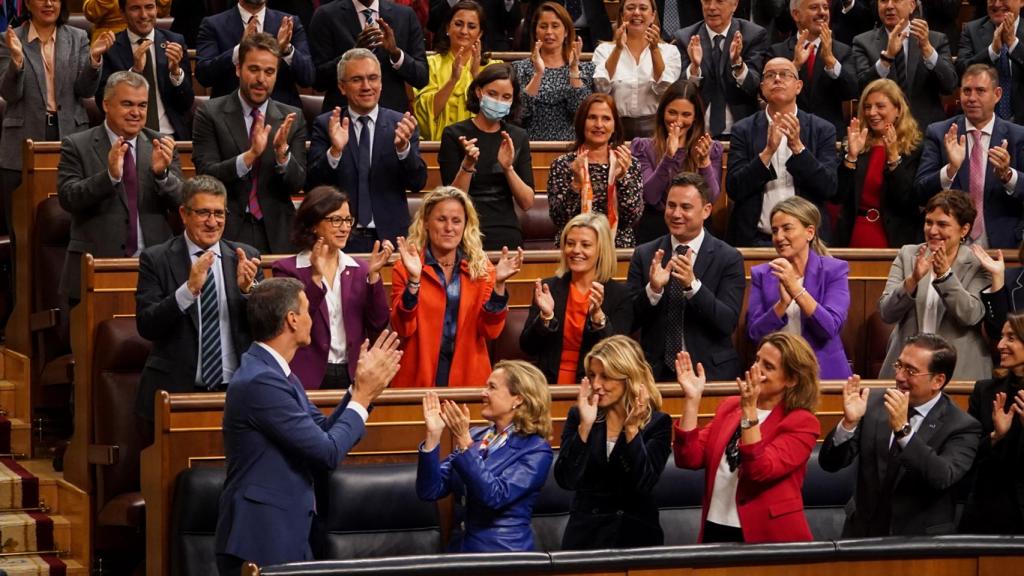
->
[820, 333, 982, 537]
[957, 0, 1024, 122]
[57, 70, 183, 304]
[192, 32, 306, 255]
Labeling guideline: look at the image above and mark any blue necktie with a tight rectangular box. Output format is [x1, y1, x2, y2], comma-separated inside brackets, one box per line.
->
[198, 255, 223, 390]
[356, 115, 372, 226]
[998, 46, 1014, 121]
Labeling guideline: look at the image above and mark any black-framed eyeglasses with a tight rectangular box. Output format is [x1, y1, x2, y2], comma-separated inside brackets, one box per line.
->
[187, 208, 229, 221]
[324, 216, 356, 228]
[762, 70, 799, 82]
[892, 360, 933, 378]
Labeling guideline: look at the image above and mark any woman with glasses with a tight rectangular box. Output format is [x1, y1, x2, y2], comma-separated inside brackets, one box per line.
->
[272, 186, 391, 389]
[673, 332, 821, 543]
[878, 189, 992, 381]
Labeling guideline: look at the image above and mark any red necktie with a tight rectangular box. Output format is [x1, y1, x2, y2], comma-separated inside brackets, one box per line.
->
[247, 108, 263, 220]
[805, 42, 816, 86]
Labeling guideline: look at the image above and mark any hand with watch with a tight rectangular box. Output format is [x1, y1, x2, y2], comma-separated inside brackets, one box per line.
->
[884, 387, 912, 438]
[737, 363, 763, 430]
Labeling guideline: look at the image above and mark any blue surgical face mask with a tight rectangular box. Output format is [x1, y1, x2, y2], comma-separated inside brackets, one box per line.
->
[479, 96, 511, 121]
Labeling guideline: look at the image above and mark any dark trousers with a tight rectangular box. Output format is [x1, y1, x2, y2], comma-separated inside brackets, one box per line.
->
[345, 227, 380, 254]
[236, 213, 271, 254]
[0, 168, 20, 331]
[216, 553, 244, 576]
[703, 520, 744, 543]
[321, 363, 351, 389]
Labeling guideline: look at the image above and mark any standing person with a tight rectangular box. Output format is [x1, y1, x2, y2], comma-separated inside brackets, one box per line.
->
[957, 0, 1024, 123]
[438, 64, 534, 251]
[272, 186, 392, 389]
[555, 335, 672, 549]
[83, 0, 170, 42]
[390, 186, 523, 387]
[630, 81, 721, 243]
[673, 332, 821, 543]
[973, 240, 1024, 338]
[417, 361, 554, 551]
[214, 281, 403, 574]
[511, 1, 594, 142]
[592, 0, 681, 140]
[547, 93, 644, 248]
[427, 0, 519, 51]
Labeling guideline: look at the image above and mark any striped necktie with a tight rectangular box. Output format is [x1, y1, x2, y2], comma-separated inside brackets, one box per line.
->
[198, 254, 223, 390]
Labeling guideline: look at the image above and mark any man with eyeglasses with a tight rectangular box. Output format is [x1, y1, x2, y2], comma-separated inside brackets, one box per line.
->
[306, 48, 426, 252]
[134, 174, 264, 431]
[820, 333, 982, 537]
[724, 56, 837, 246]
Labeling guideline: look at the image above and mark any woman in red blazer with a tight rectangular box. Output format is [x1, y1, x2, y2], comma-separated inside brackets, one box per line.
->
[673, 332, 821, 543]
[391, 186, 524, 387]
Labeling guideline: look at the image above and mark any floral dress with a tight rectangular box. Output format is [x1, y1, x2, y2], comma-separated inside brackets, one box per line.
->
[511, 59, 594, 141]
[547, 151, 644, 248]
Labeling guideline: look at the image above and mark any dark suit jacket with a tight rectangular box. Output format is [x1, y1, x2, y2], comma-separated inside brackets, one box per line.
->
[851, 26, 958, 129]
[914, 114, 1024, 249]
[819, 392, 981, 537]
[769, 36, 859, 135]
[268, 0, 323, 29]
[57, 125, 183, 300]
[835, 143, 923, 247]
[195, 6, 315, 108]
[306, 106, 427, 243]
[428, 0, 518, 51]
[135, 235, 261, 421]
[555, 407, 672, 550]
[656, 0, 704, 40]
[417, 428, 553, 552]
[674, 18, 768, 137]
[192, 93, 307, 254]
[215, 343, 367, 565]
[627, 232, 745, 381]
[725, 109, 838, 245]
[981, 267, 1024, 338]
[309, 0, 428, 113]
[830, 0, 876, 46]
[519, 275, 632, 383]
[958, 16, 1024, 123]
[97, 28, 195, 139]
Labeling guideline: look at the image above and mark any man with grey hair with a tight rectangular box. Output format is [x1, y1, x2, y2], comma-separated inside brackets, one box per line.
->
[58, 70, 184, 303]
[306, 47, 426, 252]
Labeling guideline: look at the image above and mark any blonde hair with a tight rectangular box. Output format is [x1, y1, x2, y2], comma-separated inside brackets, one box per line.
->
[855, 79, 922, 156]
[583, 335, 662, 428]
[758, 332, 820, 412]
[406, 186, 490, 280]
[769, 196, 830, 257]
[555, 212, 617, 283]
[494, 360, 553, 441]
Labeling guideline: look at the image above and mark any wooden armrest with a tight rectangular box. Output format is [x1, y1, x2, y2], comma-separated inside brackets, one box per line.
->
[87, 444, 119, 466]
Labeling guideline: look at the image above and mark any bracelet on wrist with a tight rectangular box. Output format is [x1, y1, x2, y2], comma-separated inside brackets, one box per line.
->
[845, 154, 857, 164]
[460, 164, 477, 174]
[792, 288, 808, 301]
[540, 311, 554, 321]
[879, 51, 894, 63]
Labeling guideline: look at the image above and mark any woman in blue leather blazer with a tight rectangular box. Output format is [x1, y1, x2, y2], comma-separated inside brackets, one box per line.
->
[417, 359, 554, 552]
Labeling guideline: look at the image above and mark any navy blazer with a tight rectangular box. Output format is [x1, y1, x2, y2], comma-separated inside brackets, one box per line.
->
[725, 109, 838, 245]
[306, 107, 428, 244]
[769, 36, 859, 136]
[981, 267, 1024, 338]
[958, 16, 1024, 123]
[915, 115, 1024, 249]
[97, 28, 195, 139]
[416, 428, 553, 552]
[195, 7, 315, 108]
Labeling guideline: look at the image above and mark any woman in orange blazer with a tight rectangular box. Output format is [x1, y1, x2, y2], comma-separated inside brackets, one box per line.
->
[672, 332, 821, 543]
[391, 186, 524, 387]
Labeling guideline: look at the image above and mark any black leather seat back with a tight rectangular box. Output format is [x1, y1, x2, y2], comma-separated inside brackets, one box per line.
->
[653, 462, 705, 545]
[517, 194, 556, 251]
[803, 445, 856, 541]
[170, 467, 225, 576]
[530, 451, 573, 552]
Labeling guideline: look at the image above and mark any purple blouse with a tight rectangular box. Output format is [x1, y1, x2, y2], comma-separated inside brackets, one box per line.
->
[630, 137, 723, 209]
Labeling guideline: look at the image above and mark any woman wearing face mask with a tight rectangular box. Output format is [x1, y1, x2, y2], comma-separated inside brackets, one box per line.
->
[673, 332, 821, 543]
[439, 63, 534, 251]
[415, 1, 502, 140]
[548, 93, 643, 248]
[417, 361, 554, 551]
[519, 213, 632, 384]
[960, 313, 1024, 535]
[511, 1, 594, 141]
[555, 334, 671, 549]
[836, 79, 923, 248]
[630, 81, 722, 244]
[592, 0, 680, 140]
[878, 189, 991, 381]
[746, 197, 851, 380]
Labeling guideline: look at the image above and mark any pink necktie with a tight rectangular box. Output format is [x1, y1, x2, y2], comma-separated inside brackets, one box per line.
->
[969, 130, 986, 241]
[247, 108, 263, 220]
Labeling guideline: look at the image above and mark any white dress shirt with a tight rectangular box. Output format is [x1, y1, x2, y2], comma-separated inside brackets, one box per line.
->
[125, 29, 185, 135]
[593, 41, 681, 118]
[295, 249, 360, 364]
[757, 110, 798, 234]
[939, 115, 1019, 193]
[874, 23, 940, 78]
[831, 389, 943, 450]
[706, 407, 772, 527]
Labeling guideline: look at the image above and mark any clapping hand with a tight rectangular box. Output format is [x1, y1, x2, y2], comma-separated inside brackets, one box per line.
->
[458, 136, 480, 170]
[151, 136, 175, 177]
[328, 108, 350, 158]
[943, 123, 966, 176]
[493, 246, 524, 284]
[108, 137, 130, 181]
[970, 244, 1004, 292]
[272, 113, 296, 165]
[647, 249, 671, 293]
[351, 330, 402, 407]
[91, 30, 116, 64]
[422, 390, 446, 450]
[440, 398, 473, 451]
[841, 374, 869, 429]
[846, 117, 867, 160]
[991, 391, 1017, 443]
[588, 282, 606, 325]
[737, 363, 763, 413]
[533, 279, 555, 320]
[883, 387, 910, 433]
[367, 239, 394, 283]
[187, 250, 216, 296]
[396, 236, 422, 284]
[308, 237, 332, 286]
[4, 26, 22, 69]
[729, 30, 744, 67]
[577, 376, 599, 429]
[674, 351, 706, 401]
[394, 112, 416, 153]
[623, 383, 651, 438]
[497, 131, 516, 171]
[277, 15, 294, 54]
[686, 35, 702, 76]
[235, 247, 260, 294]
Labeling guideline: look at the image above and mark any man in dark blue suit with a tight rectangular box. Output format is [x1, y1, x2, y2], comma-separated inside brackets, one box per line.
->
[957, 0, 1024, 123]
[308, 0, 428, 113]
[915, 63, 1024, 249]
[306, 48, 427, 252]
[97, 0, 195, 139]
[214, 278, 402, 574]
[195, 0, 315, 108]
[725, 57, 837, 246]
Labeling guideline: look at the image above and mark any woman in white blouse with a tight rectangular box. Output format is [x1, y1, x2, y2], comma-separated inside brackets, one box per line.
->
[591, 0, 681, 140]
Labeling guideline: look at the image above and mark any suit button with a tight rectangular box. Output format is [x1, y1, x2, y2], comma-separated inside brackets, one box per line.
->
[616, 510, 624, 516]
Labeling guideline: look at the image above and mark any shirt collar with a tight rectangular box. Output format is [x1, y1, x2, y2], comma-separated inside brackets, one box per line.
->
[125, 28, 155, 45]
[238, 92, 269, 120]
[295, 249, 359, 269]
[353, 0, 380, 15]
[704, 21, 731, 40]
[913, 391, 943, 420]
[671, 227, 705, 257]
[238, 4, 267, 25]
[766, 107, 800, 124]
[425, 246, 462, 268]
[103, 121, 139, 149]
[347, 106, 380, 124]
[966, 115, 996, 136]
[27, 22, 55, 44]
[184, 233, 223, 258]
[256, 342, 292, 376]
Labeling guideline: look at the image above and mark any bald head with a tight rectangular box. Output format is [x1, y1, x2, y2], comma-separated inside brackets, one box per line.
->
[761, 57, 803, 108]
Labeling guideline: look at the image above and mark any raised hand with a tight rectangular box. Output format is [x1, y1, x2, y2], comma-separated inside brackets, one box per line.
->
[571, 148, 589, 191]
[931, 242, 950, 277]
[570, 37, 583, 69]
[841, 375, 869, 428]
[470, 39, 482, 77]
[882, 123, 899, 163]
[686, 35, 702, 75]
[613, 21, 627, 49]
[394, 112, 416, 152]
[356, 23, 383, 49]
[666, 121, 684, 157]
[351, 330, 402, 406]
[367, 239, 394, 283]
[533, 279, 555, 319]
[768, 257, 801, 296]
[912, 243, 932, 282]
[451, 45, 467, 79]
[765, 117, 784, 154]
[883, 387, 910, 433]
[165, 42, 184, 76]
[909, 18, 933, 57]
[647, 248, 671, 293]
[496, 131, 516, 170]
[624, 383, 651, 436]
[458, 136, 480, 169]
[577, 376, 599, 428]
[971, 244, 1005, 292]
[993, 18, 1007, 53]
[531, 40, 545, 76]
[151, 136, 175, 176]
[692, 133, 712, 168]
[885, 17, 906, 58]
[588, 281, 606, 324]
[235, 247, 260, 294]
[91, 30, 116, 63]
[272, 113, 296, 164]
[943, 123, 966, 176]
[669, 247, 694, 288]
[493, 246, 524, 284]
[108, 137, 129, 180]
[992, 391, 1014, 443]
[396, 236, 422, 283]
[246, 113, 272, 166]
[378, 18, 401, 59]
[729, 30, 744, 67]
[819, 22, 836, 67]
[776, 112, 803, 153]
[132, 38, 153, 74]
[643, 23, 660, 49]
[738, 363, 763, 413]
[440, 399, 472, 450]
[4, 26, 23, 69]
[187, 250, 216, 296]
[422, 390, 446, 450]
[277, 15, 294, 54]
[308, 237, 333, 285]
[328, 108, 350, 157]
[846, 117, 867, 160]
[674, 351, 706, 401]
[989, 139, 1013, 183]
[612, 143, 633, 173]
[793, 29, 811, 68]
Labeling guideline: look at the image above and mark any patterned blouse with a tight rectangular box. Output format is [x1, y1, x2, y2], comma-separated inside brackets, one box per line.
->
[511, 59, 595, 141]
[547, 151, 644, 248]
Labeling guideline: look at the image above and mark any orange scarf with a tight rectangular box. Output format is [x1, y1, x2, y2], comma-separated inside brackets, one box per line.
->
[577, 145, 619, 233]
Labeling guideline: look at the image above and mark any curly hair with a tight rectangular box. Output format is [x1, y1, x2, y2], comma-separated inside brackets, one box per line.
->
[406, 186, 490, 280]
[583, 335, 662, 428]
[495, 360, 553, 441]
[856, 78, 922, 156]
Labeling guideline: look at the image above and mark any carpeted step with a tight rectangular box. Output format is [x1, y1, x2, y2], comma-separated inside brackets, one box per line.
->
[0, 512, 70, 555]
[0, 555, 82, 575]
[0, 459, 41, 509]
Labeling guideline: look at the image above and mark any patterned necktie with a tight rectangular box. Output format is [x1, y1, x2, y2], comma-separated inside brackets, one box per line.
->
[123, 142, 138, 256]
[662, 244, 688, 373]
[198, 253, 223, 390]
[247, 107, 263, 220]
[709, 34, 726, 137]
[892, 48, 907, 91]
[356, 115, 373, 226]
[661, 0, 679, 38]
[362, 7, 374, 28]
[565, 0, 582, 22]
[969, 129, 986, 241]
[805, 42, 816, 87]
[137, 38, 160, 131]
[998, 46, 1013, 121]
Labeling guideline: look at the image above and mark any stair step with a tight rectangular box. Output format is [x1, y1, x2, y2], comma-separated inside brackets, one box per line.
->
[15, 460, 62, 513]
[0, 555, 82, 575]
[9, 418, 29, 458]
[0, 512, 69, 554]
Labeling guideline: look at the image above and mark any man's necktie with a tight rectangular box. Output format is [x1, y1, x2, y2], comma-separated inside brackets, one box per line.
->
[247, 108, 263, 220]
[661, 0, 679, 38]
[362, 7, 374, 27]
[805, 42, 816, 87]
[892, 49, 907, 92]
[123, 142, 139, 256]
[662, 244, 688, 373]
[137, 38, 160, 131]
[969, 129, 986, 241]
[998, 45, 1013, 121]
[709, 34, 726, 137]
[198, 255, 223, 390]
[356, 115, 373, 226]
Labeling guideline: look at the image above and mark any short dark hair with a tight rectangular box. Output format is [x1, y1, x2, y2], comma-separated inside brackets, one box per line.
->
[433, 0, 486, 53]
[465, 63, 520, 121]
[904, 333, 957, 387]
[925, 189, 977, 231]
[239, 32, 282, 66]
[26, 0, 69, 25]
[573, 93, 624, 149]
[667, 172, 711, 205]
[292, 186, 349, 250]
[247, 277, 305, 342]
[962, 63, 1000, 88]
[182, 175, 227, 208]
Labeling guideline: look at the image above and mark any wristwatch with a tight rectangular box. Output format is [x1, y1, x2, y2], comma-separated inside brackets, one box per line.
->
[894, 422, 912, 439]
[740, 416, 759, 430]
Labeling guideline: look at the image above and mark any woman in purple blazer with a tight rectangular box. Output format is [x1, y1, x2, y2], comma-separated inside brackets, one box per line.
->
[746, 197, 852, 380]
[272, 186, 392, 389]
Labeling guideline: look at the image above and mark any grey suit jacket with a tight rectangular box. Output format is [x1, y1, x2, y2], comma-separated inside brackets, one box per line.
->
[877, 243, 992, 381]
[0, 23, 100, 170]
[57, 125, 184, 300]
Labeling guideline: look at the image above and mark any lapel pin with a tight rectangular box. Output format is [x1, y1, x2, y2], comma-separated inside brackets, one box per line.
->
[159, 41, 167, 49]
